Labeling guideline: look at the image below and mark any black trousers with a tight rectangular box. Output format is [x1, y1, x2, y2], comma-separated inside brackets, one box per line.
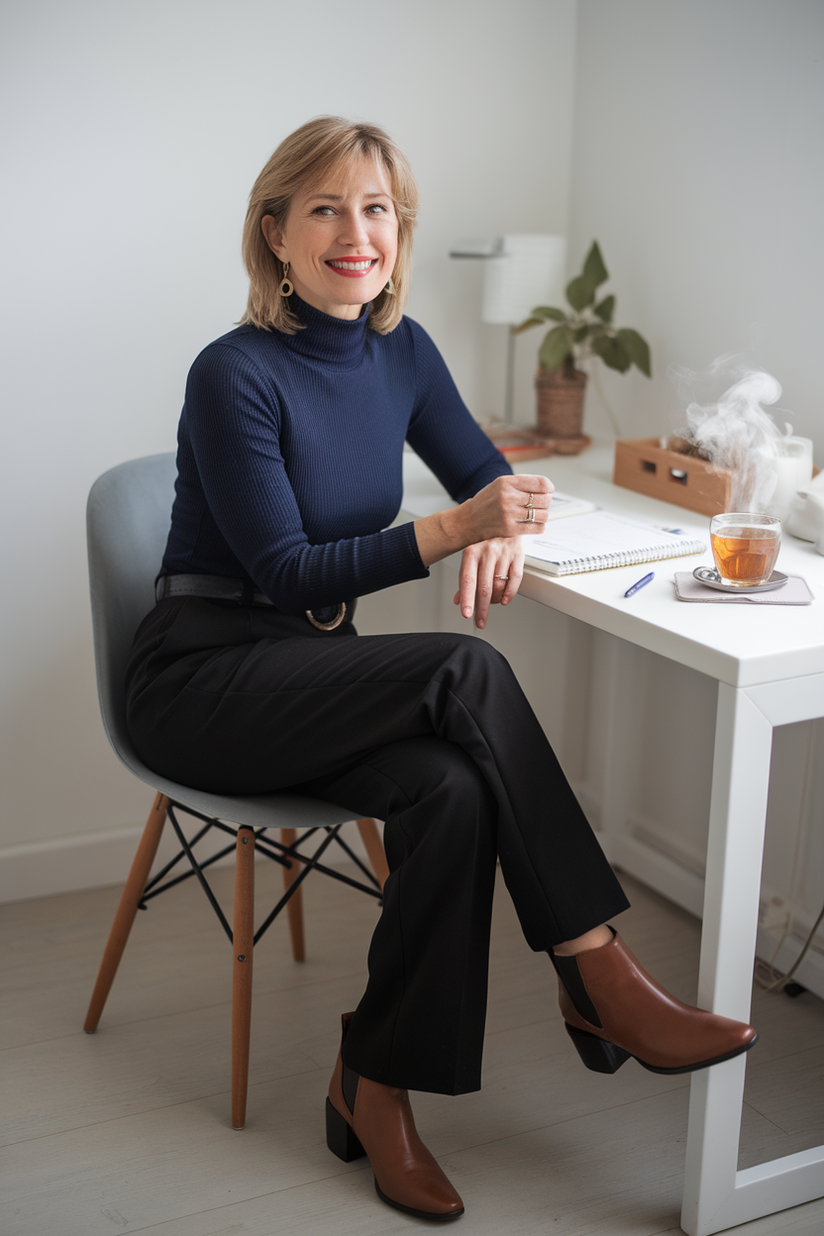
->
[126, 597, 629, 1095]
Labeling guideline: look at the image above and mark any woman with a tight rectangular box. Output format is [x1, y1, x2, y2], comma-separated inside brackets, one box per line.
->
[126, 117, 756, 1223]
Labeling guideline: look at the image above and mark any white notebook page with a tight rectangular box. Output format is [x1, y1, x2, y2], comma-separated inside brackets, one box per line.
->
[525, 509, 706, 574]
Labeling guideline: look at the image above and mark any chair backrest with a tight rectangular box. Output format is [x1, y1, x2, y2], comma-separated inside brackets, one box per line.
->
[86, 452, 357, 829]
[87, 454, 177, 771]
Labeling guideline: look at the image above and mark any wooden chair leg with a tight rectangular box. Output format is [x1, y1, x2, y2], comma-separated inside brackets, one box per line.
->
[356, 817, 389, 889]
[84, 792, 168, 1033]
[281, 826, 305, 962]
[231, 826, 255, 1130]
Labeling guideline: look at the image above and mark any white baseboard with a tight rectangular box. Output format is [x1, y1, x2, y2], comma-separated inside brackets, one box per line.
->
[0, 818, 371, 905]
[0, 826, 148, 904]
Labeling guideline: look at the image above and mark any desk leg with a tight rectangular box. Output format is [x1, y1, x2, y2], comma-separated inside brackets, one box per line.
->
[598, 633, 639, 853]
[681, 684, 773, 1235]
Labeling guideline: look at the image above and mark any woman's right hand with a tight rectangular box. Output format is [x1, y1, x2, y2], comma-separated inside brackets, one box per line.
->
[414, 474, 555, 568]
[461, 474, 554, 542]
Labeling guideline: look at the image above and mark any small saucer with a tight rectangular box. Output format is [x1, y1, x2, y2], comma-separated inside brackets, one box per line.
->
[692, 566, 789, 594]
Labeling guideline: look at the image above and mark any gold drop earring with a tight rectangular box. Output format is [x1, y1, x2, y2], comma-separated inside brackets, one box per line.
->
[383, 275, 396, 296]
[278, 262, 294, 297]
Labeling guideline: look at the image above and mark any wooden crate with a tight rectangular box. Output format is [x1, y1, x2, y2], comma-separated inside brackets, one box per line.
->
[613, 437, 731, 516]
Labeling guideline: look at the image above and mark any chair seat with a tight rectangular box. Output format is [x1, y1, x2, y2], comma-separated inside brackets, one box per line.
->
[138, 776, 357, 834]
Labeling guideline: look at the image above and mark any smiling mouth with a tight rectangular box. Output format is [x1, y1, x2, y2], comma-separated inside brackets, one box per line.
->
[326, 259, 378, 272]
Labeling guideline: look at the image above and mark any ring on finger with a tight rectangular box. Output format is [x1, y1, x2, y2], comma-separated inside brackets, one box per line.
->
[526, 492, 534, 509]
[494, 575, 509, 582]
[519, 507, 536, 524]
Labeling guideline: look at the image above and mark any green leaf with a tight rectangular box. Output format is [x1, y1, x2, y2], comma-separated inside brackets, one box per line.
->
[592, 333, 631, 373]
[594, 294, 615, 323]
[511, 316, 546, 335]
[583, 241, 609, 289]
[566, 275, 595, 312]
[531, 305, 568, 322]
[512, 305, 569, 334]
[538, 325, 573, 371]
[573, 324, 590, 342]
[615, 328, 652, 377]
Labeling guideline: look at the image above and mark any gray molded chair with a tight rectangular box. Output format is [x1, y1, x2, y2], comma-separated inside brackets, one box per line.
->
[85, 453, 389, 1129]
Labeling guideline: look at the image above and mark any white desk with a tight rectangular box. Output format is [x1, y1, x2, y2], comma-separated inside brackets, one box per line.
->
[401, 445, 824, 1236]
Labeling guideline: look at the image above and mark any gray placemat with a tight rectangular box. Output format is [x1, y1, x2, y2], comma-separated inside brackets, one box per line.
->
[673, 573, 814, 604]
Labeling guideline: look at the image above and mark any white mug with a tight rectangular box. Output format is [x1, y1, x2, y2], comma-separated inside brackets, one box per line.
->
[766, 437, 814, 522]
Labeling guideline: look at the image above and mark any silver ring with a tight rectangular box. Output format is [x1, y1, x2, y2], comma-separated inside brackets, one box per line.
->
[519, 507, 536, 524]
[494, 575, 509, 581]
[526, 492, 534, 509]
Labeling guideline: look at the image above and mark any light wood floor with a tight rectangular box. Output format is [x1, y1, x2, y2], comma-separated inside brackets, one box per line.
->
[2, 848, 823, 1236]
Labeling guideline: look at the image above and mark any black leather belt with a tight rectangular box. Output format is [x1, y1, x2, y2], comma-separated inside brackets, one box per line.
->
[155, 574, 352, 630]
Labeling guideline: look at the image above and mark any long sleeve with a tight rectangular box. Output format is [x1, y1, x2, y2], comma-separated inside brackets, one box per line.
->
[175, 342, 428, 612]
[162, 303, 511, 613]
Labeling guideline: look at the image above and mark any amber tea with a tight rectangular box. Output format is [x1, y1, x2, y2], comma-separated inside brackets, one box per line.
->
[709, 513, 781, 587]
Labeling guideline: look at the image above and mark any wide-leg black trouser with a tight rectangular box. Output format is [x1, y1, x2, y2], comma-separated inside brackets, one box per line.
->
[126, 597, 629, 1094]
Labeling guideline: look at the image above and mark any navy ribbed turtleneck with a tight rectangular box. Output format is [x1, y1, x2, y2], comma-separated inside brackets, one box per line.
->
[280, 295, 372, 367]
[162, 296, 511, 613]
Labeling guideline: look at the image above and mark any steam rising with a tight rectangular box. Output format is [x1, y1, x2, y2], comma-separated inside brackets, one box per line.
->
[670, 356, 784, 511]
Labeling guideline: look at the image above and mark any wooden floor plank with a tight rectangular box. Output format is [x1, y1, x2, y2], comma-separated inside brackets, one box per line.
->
[2, 865, 822, 1235]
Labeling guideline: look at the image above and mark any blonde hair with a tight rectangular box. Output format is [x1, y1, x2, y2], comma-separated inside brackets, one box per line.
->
[240, 117, 418, 335]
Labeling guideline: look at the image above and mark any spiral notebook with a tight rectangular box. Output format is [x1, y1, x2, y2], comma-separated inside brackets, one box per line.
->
[525, 508, 706, 576]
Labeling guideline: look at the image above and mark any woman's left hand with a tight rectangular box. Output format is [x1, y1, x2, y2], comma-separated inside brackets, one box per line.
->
[453, 537, 525, 629]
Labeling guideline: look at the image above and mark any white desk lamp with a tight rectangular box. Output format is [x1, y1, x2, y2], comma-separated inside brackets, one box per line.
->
[451, 234, 567, 422]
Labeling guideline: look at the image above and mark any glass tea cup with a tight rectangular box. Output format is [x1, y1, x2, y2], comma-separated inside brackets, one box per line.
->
[709, 512, 781, 587]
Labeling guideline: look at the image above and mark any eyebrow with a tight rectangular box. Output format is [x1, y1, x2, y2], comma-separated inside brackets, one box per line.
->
[306, 191, 392, 202]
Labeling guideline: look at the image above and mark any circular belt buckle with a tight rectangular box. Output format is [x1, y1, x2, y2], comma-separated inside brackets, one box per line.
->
[305, 602, 347, 631]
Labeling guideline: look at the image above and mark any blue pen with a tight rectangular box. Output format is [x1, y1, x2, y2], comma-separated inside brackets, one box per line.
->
[624, 571, 654, 598]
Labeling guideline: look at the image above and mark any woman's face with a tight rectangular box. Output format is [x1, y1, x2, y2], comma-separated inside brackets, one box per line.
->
[262, 155, 399, 320]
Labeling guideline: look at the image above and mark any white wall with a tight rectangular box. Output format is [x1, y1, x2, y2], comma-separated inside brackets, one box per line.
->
[565, 0, 824, 986]
[568, 0, 824, 448]
[0, 0, 577, 899]
[5, 0, 823, 909]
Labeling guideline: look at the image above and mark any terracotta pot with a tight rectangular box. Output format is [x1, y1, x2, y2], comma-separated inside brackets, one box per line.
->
[535, 364, 587, 438]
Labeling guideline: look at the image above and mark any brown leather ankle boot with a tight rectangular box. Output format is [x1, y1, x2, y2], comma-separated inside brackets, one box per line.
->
[326, 1013, 464, 1222]
[550, 930, 757, 1074]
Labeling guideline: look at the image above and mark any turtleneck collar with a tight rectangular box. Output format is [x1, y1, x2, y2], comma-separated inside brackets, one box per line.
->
[281, 293, 372, 369]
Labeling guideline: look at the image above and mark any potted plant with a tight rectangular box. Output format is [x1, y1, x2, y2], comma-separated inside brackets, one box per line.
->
[514, 241, 651, 445]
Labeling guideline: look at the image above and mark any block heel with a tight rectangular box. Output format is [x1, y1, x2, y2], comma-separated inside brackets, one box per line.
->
[550, 931, 757, 1074]
[325, 1096, 366, 1162]
[565, 1024, 630, 1074]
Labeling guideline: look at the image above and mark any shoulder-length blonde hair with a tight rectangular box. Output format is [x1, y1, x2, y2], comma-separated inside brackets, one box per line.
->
[240, 117, 418, 335]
